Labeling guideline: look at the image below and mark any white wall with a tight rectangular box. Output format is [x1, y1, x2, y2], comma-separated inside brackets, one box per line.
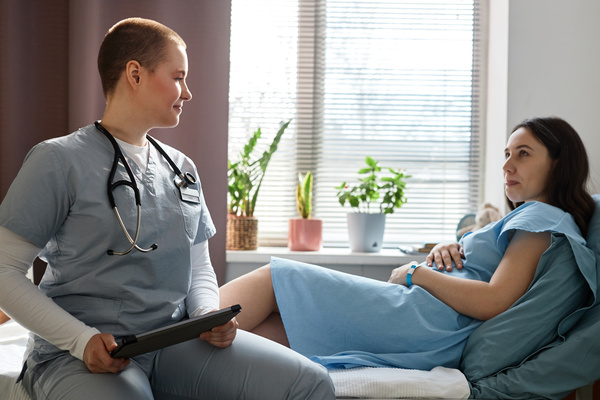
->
[484, 0, 600, 208]
[484, 0, 509, 209]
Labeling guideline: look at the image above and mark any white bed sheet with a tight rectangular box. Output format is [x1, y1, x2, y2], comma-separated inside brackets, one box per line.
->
[0, 320, 31, 400]
[0, 321, 470, 399]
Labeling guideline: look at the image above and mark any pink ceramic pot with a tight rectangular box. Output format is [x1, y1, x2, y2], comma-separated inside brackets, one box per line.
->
[288, 218, 323, 251]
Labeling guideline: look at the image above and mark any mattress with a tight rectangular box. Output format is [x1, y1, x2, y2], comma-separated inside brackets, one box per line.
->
[0, 320, 470, 399]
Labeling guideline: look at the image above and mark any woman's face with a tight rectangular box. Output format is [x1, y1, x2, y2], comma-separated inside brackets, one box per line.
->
[503, 127, 554, 204]
[139, 42, 192, 128]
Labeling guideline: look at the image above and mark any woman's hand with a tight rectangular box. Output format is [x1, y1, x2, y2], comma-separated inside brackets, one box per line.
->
[83, 333, 130, 374]
[388, 262, 418, 286]
[426, 242, 465, 271]
[199, 316, 239, 348]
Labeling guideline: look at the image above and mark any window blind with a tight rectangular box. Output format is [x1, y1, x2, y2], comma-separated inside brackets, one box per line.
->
[228, 0, 484, 248]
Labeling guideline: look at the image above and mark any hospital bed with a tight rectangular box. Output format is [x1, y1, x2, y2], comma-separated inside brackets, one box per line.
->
[1, 312, 598, 399]
[3, 196, 600, 398]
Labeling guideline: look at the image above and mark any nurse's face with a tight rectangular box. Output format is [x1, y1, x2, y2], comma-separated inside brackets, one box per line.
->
[503, 127, 554, 204]
[140, 42, 192, 128]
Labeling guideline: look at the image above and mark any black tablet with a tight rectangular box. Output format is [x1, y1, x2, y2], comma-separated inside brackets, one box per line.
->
[110, 304, 241, 358]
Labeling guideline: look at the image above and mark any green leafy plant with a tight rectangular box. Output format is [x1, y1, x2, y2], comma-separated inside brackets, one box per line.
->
[335, 156, 410, 214]
[296, 171, 313, 219]
[228, 120, 291, 217]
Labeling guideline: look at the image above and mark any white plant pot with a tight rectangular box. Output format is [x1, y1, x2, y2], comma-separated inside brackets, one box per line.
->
[346, 213, 386, 253]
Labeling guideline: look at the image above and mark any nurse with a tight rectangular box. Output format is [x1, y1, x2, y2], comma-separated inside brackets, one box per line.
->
[0, 18, 334, 399]
[220, 116, 596, 371]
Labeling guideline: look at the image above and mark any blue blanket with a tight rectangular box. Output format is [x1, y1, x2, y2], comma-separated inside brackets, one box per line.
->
[272, 202, 592, 372]
[461, 234, 595, 379]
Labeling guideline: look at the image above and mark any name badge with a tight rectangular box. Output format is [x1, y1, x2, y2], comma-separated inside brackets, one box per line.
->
[176, 180, 201, 204]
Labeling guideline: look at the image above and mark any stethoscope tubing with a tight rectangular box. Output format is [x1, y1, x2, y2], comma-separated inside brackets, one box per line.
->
[110, 204, 157, 255]
[147, 135, 196, 187]
[94, 121, 192, 256]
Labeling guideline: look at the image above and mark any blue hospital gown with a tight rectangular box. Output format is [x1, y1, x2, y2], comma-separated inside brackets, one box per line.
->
[271, 201, 585, 370]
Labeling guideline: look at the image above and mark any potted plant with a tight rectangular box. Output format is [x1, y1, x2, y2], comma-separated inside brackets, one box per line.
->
[227, 119, 291, 250]
[288, 171, 323, 251]
[335, 156, 410, 252]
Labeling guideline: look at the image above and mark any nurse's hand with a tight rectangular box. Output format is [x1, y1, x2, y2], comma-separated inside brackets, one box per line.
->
[83, 333, 130, 374]
[199, 316, 239, 348]
[426, 242, 465, 271]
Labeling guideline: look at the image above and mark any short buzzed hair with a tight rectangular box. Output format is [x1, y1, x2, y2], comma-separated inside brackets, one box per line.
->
[97, 17, 186, 97]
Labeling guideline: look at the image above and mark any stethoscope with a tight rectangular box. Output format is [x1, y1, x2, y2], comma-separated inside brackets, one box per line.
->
[95, 121, 197, 255]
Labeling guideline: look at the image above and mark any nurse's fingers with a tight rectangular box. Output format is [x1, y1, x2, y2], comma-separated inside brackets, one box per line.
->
[200, 317, 239, 348]
[83, 333, 130, 374]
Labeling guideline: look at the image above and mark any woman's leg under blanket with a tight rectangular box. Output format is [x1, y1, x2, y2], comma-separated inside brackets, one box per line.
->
[150, 330, 335, 400]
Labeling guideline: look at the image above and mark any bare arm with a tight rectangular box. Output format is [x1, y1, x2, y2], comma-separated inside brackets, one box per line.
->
[390, 230, 551, 321]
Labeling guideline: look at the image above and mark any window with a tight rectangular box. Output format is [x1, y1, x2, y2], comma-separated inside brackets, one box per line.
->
[228, 0, 485, 248]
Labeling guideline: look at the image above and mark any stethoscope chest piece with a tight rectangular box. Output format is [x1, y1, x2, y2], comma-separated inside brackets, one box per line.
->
[177, 172, 196, 188]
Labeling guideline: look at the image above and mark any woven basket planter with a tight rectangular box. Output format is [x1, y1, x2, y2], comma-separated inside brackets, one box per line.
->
[226, 215, 259, 250]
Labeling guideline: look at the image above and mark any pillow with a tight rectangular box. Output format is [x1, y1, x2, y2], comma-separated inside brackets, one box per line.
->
[467, 195, 600, 398]
[469, 303, 600, 399]
[460, 235, 594, 381]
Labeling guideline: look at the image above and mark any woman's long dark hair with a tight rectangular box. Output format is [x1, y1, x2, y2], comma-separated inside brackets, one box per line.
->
[506, 117, 596, 236]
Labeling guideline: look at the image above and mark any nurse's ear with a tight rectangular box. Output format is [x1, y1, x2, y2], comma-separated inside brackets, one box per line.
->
[125, 60, 142, 89]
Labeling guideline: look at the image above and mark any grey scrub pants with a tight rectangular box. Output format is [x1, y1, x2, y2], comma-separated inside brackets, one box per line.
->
[21, 330, 335, 400]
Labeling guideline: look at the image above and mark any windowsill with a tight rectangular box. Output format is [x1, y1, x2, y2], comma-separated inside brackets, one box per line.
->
[226, 246, 427, 266]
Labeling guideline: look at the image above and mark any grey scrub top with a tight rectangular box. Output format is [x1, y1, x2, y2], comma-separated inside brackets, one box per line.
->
[0, 124, 215, 363]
